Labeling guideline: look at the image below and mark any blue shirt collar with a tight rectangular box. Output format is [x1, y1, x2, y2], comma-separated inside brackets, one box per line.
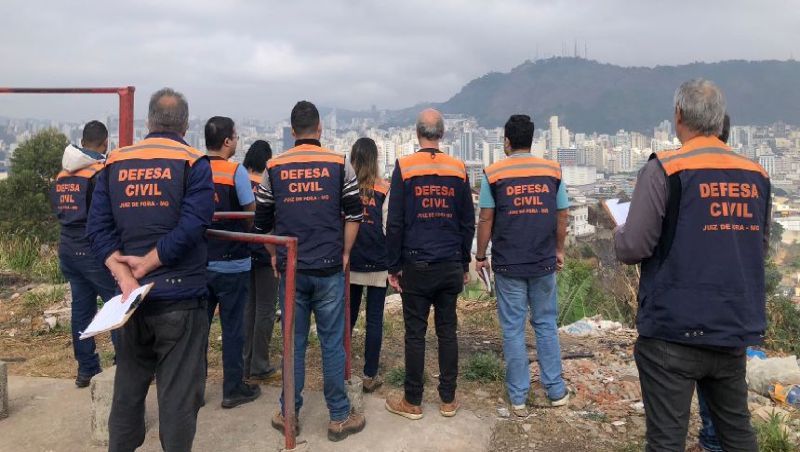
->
[146, 131, 189, 146]
[80, 147, 106, 161]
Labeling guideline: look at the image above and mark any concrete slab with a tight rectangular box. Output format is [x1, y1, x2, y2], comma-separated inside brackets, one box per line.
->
[0, 361, 7, 420]
[0, 376, 494, 452]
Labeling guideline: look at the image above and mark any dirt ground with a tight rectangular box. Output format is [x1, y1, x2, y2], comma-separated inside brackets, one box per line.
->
[2, 272, 794, 451]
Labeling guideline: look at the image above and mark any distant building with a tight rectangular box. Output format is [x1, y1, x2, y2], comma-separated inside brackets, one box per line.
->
[282, 126, 293, 154]
[557, 148, 577, 166]
[568, 203, 596, 237]
[562, 165, 597, 186]
[549, 116, 560, 150]
[759, 153, 776, 177]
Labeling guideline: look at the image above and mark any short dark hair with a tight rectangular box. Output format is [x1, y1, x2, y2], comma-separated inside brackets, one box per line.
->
[204, 116, 235, 151]
[504, 114, 534, 150]
[290, 101, 320, 136]
[82, 120, 108, 147]
[243, 140, 273, 173]
[719, 114, 731, 144]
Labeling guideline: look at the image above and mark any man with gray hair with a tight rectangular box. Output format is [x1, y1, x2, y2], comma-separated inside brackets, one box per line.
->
[88, 88, 215, 451]
[385, 108, 475, 419]
[614, 79, 770, 451]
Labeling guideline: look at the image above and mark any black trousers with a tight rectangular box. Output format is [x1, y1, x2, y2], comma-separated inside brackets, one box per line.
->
[400, 261, 463, 405]
[108, 304, 209, 452]
[634, 336, 757, 452]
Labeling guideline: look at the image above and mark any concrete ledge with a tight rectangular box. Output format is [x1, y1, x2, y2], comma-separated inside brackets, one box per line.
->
[90, 366, 116, 445]
[0, 361, 8, 420]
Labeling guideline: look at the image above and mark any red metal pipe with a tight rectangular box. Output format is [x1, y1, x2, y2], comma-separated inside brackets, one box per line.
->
[344, 265, 352, 381]
[283, 239, 298, 450]
[0, 86, 135, 149]
[118, 87, 135, 147]
[213, 211, 255, 221]
[204, 228, 298, 449]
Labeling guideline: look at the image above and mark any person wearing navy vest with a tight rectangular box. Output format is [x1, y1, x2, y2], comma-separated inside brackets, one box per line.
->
[348, 137, 390, 393]
[87, 88, 215, 452]
[384, 109, 475, 420]
[204, 116, 261, 408]
[474, 115, 571, 418]
[615, 80, 769, 452]
[50, 120, 118, 388]
[254, 101, 366, 441]
[241, 140, 279, 381]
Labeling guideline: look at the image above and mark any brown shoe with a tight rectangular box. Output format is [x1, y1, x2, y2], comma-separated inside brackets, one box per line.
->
[327, 411, 366, 442]
[271, 410, 300, 436]
[384, 395, 423, 420]
[362, 375, 383, 393]
[440, 398, 460, 417]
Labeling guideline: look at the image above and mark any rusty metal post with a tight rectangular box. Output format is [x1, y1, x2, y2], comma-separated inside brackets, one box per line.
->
[118, 86, 135, 147]
[344, 264, 352, 381]
[282, 238, 298, 450]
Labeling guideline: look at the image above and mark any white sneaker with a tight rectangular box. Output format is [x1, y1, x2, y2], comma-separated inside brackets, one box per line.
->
[548, 392, 570, 407]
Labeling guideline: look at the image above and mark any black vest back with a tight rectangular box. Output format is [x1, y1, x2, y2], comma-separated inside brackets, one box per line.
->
[50, 162, 104, 256]
[637, 136, 771, 347]
[350, 180, 389, 272]
[208, 157, 249, 262]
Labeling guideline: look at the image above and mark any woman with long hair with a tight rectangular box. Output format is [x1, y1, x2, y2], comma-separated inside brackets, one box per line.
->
[348, 137, 390, 392]
[242, 140, 279, 380]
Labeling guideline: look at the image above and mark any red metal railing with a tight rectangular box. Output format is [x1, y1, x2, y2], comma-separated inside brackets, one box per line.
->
[0, 87, 135, 147]
[210, 212, 354, 450]
[206, 220, 300, 450]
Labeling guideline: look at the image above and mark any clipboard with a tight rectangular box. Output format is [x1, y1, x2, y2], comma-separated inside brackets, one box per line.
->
[79, 283, 154, 340]
[602, 198, 631, 227]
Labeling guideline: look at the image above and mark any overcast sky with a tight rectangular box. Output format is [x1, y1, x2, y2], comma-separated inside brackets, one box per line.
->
[1, 0, 798, 123]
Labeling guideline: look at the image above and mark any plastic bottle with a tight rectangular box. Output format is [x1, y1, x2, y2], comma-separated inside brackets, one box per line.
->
[768, 384, 800, 407]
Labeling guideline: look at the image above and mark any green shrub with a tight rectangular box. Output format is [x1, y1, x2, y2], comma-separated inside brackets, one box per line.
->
[0, 235, 64, 283]
[754, 413, 795, 452]
[765, 294, 800, 355]
[386, 367, 406, 387]
[21, 285, 67, 315]
[463, 352, 504, 383]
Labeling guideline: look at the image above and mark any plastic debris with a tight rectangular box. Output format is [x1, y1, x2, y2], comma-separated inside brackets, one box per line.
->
[559, 316, 623, 337]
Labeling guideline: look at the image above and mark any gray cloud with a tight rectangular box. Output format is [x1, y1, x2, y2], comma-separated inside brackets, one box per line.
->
[1, 0, 798, 122]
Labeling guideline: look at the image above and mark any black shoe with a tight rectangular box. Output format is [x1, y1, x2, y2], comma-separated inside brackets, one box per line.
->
[75, 371, 100, 388]
[221, 383, 262, 409]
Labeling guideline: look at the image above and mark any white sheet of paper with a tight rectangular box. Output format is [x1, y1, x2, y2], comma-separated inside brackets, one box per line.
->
[79, 283, 153, 339]
[604, 198, 631, 226]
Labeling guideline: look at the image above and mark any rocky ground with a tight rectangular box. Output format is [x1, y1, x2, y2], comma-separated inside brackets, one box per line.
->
[1, 273, 798, 451]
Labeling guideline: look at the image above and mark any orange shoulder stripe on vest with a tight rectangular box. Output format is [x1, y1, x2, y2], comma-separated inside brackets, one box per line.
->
[398, 152, 466, 180]
[56, 162, 104, 180]
[106, 138, 204, 165]
[484, 156, 561, 183]
[660, 150, 768, 178]
[210, 160, 238, 186]
[267, 152, 344, 169]
[373, 180, 390, 195]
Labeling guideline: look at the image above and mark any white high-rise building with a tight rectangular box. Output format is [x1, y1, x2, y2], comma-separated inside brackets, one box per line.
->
[549, 116, 560, 150]
[560, 126, 570, 149]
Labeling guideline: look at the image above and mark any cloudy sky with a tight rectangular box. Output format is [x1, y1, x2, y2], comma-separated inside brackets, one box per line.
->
[1, 0, 798, 122]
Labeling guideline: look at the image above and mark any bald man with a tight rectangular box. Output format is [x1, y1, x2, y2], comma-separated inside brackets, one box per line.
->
[385, 109, 475, 419]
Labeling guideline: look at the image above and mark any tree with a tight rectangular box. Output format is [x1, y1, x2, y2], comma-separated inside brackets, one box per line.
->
[0, 129, 67, 241]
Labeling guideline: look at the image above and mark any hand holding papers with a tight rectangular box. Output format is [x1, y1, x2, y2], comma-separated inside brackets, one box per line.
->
[602, 198, 631, 226]
[79, 283, 154, 340]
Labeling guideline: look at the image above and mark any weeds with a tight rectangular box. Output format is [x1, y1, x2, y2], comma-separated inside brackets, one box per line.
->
[386, 367, 406, 387]
[0, 235, 64, 283]
[463, 351, 504, 383]
[21, 285, 67, 315]
[754, 413, 795, 452]
[765, 294, 800, 355]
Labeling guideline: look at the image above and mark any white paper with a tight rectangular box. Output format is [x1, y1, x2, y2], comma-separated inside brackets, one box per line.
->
[479, 267, 492, 292]
[604, 198, 631, 226]
[79, 283, 153, 339]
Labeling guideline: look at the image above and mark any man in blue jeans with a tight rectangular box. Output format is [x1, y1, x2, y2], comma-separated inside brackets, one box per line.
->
[50, 120, 118, 388]
[475, 114, 570, 417]
[204, 116, 261, 408]
[254, 101, 365, 442]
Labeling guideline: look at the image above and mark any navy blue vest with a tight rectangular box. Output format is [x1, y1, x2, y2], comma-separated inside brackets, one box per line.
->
[249, 172, 272, 267]
[486, 155, 561, 277]
[207, 157, 249, 262]
[51, 162, 104, 256]
[637, 136, 771, 347]
[397, 151, 468, 265]
[267, 144, 345, 271]
[350, 181, 389, 272]
[104, 137, 209, 297]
